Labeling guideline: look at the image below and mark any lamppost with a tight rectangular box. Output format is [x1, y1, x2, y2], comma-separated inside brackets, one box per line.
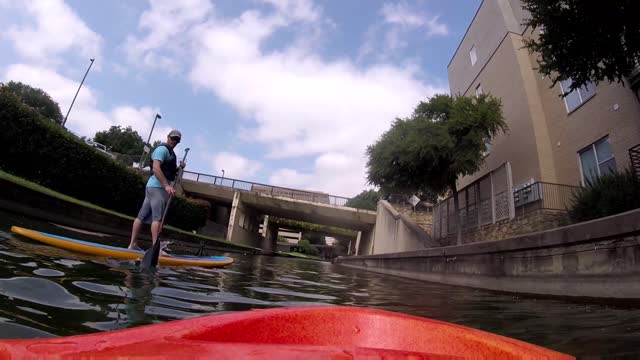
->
[138, 113, 162, 169]
[62, 58, 95, 128]
[220, 169, 225, 185]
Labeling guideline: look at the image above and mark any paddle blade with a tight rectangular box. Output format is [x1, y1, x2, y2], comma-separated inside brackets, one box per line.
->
[141, 239, 161, 269]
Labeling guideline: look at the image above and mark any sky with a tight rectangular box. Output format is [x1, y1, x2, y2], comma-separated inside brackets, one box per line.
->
[0, 0, 481, 198]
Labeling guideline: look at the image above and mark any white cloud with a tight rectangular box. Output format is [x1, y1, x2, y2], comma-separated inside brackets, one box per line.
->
[209, 152, 262, 179]
[269, 168, 313, 189]
[359, 2, 448, 61]
[123, 0, 446, 196]
[381, 2, 448, 36]
[124, 0, 213, 72]
[2, 0, 101, 65]
[3, 64, 169, 142]
[260, 0, 321, 23]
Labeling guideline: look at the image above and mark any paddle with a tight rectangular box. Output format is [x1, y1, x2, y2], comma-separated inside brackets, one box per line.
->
[141, 147, 190, 269]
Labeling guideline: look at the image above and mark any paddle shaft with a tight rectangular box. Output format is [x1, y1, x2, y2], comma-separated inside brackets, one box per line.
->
[141, 148, 190, 269]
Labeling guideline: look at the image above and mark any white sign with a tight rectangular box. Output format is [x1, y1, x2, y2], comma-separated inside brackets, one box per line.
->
[409, 194, 421, 207]
[143, 145, 150, 153]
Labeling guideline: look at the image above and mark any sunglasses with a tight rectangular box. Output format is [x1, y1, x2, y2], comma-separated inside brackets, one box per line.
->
[170, 136, 181, 143]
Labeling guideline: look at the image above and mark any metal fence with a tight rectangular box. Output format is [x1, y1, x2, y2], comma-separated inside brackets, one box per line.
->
[513, 181, 580, 214]
[182, 171, 351, 207]
[433, 163, 514, 240]
[433, 162, 581, 241]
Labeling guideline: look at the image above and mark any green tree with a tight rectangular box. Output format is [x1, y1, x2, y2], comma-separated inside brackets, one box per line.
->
[297, 239, 319, 256]
[345, 189, 380, 211]
[366, 94, 506, 244]
[302, 231, 326, 245]
[94, 125, 144, 155]
[521, 0, 640, 94]
[4, 81, 63, 124]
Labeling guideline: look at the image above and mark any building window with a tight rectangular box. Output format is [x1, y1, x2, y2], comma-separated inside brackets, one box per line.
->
[559, 78, 596, 113]
[469, 45, 477, 66]
[579, 136, 617, 184]
[475, 84, 483, 96]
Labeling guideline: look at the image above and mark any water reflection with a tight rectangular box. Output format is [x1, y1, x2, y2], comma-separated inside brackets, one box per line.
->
[0, 210, 639, 357]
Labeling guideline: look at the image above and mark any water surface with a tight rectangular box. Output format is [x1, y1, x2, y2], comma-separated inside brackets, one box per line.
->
[1, 210, 639, 358]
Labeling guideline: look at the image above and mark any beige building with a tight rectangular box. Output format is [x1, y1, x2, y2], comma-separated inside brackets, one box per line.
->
[433, 0, 640, 243]
[451, 0, 640, 189]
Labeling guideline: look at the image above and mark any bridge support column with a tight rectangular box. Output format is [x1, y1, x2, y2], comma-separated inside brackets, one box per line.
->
[355, 228, 375, 256]
[261, 216, 279, 254]
[226, 192, 263, 248]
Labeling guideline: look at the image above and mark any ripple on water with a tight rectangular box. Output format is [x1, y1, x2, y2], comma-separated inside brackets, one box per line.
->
[53, 259, 85, 267]
[73, 281, 131, 298]
[272, 301, 337, 307]
[161, 279, 220, 291]
[0, 250, 30, 258]
[0, 277, 96, 310]
[33, 269, 65, 277]
[0, 320, 56, 339]
[152, 287, 271, 306]
[247, 287, 338, 301]
[20, 262, 38, 268]
[276, 276, 348, 290]
[144, 305, 201, 319]
[151, 295, 216, 311]
[16, 306, 48, 316]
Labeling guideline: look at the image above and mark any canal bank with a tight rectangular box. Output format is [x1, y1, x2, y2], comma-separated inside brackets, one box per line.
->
[337, 207, 640, 299]
[0, 173, 260, 255]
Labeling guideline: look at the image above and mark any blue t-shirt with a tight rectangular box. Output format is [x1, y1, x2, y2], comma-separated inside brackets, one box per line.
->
[147, 146, 172, 188]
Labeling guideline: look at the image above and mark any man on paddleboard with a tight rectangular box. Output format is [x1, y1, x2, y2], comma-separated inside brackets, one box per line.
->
[128, 130, 186, 251]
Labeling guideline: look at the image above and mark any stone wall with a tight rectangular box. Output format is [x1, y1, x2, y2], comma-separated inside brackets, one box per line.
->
[336, 208, 640, 299]
[390, 203, 433, 234]
[439, 209, 571, 246]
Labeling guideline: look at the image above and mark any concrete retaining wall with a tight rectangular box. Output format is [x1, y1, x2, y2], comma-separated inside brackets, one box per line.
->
[337, 208, 640, 299]
[371, 201, 440, 255]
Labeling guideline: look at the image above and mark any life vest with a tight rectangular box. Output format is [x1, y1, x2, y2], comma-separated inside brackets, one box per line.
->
[155, 143, 178, 182]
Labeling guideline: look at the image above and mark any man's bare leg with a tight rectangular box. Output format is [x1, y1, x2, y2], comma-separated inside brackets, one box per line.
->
[151, 220, 161, 244]
[128, 218, 144, 250]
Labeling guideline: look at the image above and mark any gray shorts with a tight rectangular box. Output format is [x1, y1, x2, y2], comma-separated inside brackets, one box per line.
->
[136, 187, 169, 224]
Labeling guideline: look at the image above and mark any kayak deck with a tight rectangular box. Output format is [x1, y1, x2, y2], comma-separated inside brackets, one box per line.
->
[10, 226, 233, 268]
[0, 306, 573, 359]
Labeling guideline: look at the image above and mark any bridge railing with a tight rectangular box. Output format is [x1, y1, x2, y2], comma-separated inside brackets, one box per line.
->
[182, 171, 351, 207]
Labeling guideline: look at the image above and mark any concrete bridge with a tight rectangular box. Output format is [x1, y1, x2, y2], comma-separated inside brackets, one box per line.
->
[178, 171, 377, 253]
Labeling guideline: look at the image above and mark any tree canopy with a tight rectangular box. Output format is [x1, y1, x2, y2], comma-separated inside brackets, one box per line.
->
[522, 0, 640, 94]
[345, 190, 380, 211]
[3, 81, 63, 124]
[302, 232, 326, 245]
[366, 93, 506, 244]
[94, 126, 145, 155]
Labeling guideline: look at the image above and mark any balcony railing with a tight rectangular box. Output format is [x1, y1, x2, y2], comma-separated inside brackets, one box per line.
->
[513, 181, 581, 213]
[181, 171, 351, 207]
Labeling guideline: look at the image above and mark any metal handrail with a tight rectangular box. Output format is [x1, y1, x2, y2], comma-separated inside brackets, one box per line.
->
[182, 170, 351, 207]
[513, 181, 581, 211]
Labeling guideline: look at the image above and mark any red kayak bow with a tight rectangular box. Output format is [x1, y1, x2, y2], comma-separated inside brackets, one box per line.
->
[0, 306, 573, 359]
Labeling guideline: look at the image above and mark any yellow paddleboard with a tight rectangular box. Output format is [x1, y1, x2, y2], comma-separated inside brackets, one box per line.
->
[10, 226, 233, 268]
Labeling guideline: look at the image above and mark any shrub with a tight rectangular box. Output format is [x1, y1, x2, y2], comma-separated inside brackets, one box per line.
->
[167, 197, 210, 231]
[297, 239, 319, 256]
[568, 169, 640, 223]
[0, 84, 208, 231]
